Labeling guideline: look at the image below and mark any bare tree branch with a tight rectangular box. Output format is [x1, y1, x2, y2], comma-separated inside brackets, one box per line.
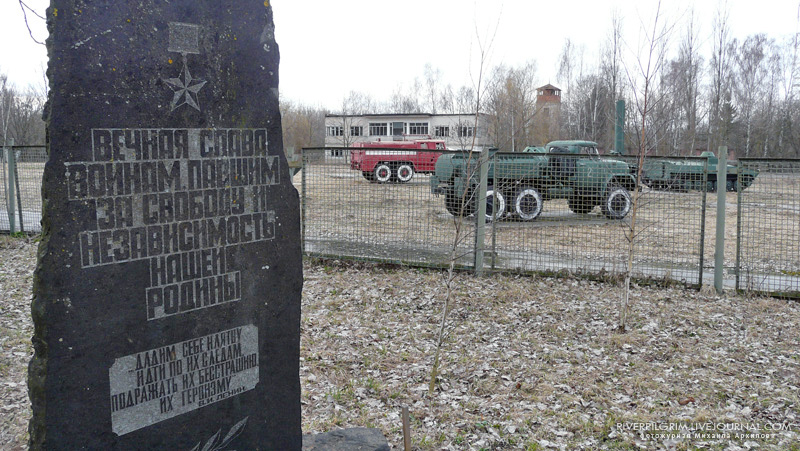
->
[18, 0, 46, 46]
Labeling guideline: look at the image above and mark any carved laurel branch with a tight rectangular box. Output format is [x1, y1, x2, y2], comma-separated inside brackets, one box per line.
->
[190, 417, 248, 451]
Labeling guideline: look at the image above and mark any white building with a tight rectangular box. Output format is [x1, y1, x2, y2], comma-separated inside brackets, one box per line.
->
[324, 113, 492, 158]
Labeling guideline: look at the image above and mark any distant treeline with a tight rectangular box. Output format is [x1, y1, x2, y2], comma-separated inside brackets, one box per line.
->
[6, 20, 800, 161]
[1, 72, 45, 147]
[282, 24, 800, 159]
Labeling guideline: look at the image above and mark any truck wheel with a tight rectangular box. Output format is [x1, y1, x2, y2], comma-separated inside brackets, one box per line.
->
[444, 189, 475, 216]
[484, 186, 506, 222]
[397, 164, 414, 183]
[514, 187, 543, 221]
[445, 189, 473, 216]
[568, 196, 593, 214]
[601, 184, 632, 220]
[374, 164, 392, 183]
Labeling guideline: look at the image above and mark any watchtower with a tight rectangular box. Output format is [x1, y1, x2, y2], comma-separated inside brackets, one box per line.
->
[535, 84, 562, 144]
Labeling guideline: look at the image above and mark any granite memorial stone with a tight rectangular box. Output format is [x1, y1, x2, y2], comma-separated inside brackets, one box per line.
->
[28, 1, 302, 449]
[302, 428, 391, 451]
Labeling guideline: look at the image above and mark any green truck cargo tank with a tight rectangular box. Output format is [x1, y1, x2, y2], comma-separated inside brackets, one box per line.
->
[430, 140, 637, 221]
[640, 151, 758, 192]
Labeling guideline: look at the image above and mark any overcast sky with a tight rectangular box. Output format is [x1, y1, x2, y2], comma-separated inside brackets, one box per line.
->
[2, 0, 799, 109]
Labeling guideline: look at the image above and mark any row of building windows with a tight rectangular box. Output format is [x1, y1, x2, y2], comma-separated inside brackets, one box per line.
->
[369, 123, 387, 136]
[434, 125, 474, 137]
[326, 126, 367, 137]
[407, 122, 428, 135]
[327, 123, 475, 138]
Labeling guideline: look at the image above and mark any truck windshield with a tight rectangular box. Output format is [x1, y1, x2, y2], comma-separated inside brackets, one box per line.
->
[547, 146, 599, 156]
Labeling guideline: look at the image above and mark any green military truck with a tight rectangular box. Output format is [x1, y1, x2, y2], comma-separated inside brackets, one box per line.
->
[640, 151, 758, 192]
[430, 140, 637, 221]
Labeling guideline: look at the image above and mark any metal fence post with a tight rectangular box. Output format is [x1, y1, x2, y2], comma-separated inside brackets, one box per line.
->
[474, 149, 489, 274]
[698, 157, 709, 287]
[714, 146, 727, 294]
[490, 156, 497, 270]
[735, 160, 743, 292]
[14, 148, 24, 233]
[5, 139, 16, 234]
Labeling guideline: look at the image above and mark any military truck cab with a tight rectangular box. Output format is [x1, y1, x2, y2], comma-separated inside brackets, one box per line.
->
[544, 140, 600, 182]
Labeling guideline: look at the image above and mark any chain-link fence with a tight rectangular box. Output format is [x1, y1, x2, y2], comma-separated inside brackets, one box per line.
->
[478, 153, 710, 286]
[2, 145, 46, 234]
[4, 144, 798, 297]
[298, 147, 800, 297]
[736, 159, 800, 296]
[297, 148, 477, 268]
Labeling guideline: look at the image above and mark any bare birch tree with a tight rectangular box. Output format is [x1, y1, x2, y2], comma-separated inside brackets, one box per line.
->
[429, 16, 498, 395]
[709, 2, 734, 151]
[596, 11, 626, 149]
[619, 1, 674, 331]
[485, 61, 539, 151]
[0, 71, 46, 146]
[733, 34, 770, 157]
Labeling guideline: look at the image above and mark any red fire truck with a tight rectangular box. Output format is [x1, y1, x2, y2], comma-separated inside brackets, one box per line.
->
[350, 140, 447, 183]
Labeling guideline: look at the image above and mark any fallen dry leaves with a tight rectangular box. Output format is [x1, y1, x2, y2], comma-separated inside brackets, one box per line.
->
[0, 236, 36, 449]
[300, 260, 800, 450]
[1, 237, 799, 450]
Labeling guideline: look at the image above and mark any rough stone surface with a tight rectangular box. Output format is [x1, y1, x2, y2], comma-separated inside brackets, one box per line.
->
[29, 2, 301, 449]
[302, 428, 391, 451]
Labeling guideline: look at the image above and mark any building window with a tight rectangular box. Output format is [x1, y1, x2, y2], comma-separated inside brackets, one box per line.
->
[326, 125, 343, 137]
[407, 122, 429, 135]
[458, 125, 475, 137]
[434, 126, 450, 137]
[369, 123, 388, 136]
[350, 126, 363, 136]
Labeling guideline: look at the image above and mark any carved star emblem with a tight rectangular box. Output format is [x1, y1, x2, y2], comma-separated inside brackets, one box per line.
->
[163, 63, 207, 112]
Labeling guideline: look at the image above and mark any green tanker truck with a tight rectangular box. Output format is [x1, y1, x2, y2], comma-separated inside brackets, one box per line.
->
[430, 140, 637, 222]
[640, 151, 758, 192]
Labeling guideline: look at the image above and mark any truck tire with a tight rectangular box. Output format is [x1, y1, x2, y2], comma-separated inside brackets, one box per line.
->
[362, 171, 376, 182]
[374, 163, 392, 183]
[514, 186, 543, 221]
[484, 186, 506, 222]
[397, 163, 414, 183]
[568, 196, 593, 214]
[601, 184, 632, 220]
[445, 189, 474, 216]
